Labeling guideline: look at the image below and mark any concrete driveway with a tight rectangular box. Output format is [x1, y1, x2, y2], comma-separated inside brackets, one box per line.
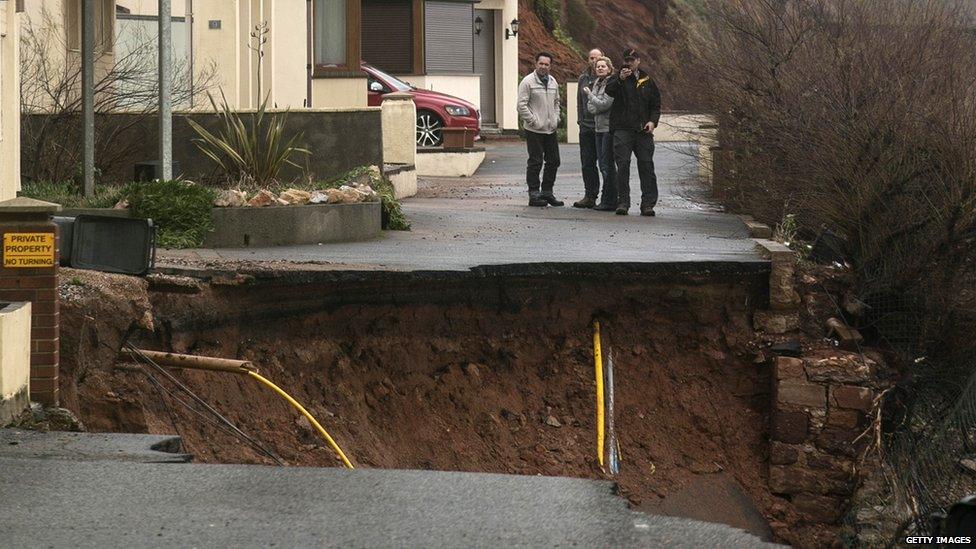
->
[161, 141, 762, 271]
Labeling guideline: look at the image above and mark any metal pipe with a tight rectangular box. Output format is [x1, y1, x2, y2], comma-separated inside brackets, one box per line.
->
[158, 0, 173, 180]
[120, 349, 256, 374]
[81, 0, 95, 197]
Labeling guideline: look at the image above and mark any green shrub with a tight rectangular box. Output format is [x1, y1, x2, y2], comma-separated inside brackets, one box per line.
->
[20, 181, 129, 209]
[126, 180, 218, 248]
[565, 0, 595, 45]
[533, 0, 560, 31]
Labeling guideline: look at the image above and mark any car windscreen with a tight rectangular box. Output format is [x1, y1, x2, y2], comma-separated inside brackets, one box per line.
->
[369, 66, 413, 92]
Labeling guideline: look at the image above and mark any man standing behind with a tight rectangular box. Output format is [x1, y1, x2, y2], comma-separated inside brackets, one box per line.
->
[572, 48, 603, 209]
[606, 48, 661, 216]
[517, 52, 563, 207]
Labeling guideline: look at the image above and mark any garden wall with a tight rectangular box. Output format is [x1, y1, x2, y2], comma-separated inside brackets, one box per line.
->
[22, 109, 383, 185]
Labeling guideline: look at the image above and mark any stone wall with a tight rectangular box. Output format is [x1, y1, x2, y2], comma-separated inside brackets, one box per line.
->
[22, 109, 383, 185]
[768, 351, 890, 537]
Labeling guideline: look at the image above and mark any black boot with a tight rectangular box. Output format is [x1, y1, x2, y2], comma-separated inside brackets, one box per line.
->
[594, 202, 616, 211]
[615, 204, 629, 215]
[528, 191, 548, 207]
[541, 193, 564, 207]
[573, 196, 597, 209]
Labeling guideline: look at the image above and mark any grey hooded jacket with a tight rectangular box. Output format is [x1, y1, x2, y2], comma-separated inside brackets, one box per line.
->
[517, 71, 561, 134]
[586, 78, 614, 133]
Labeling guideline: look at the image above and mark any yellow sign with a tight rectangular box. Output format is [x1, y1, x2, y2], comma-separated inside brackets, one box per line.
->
[3, 233, 55, 268]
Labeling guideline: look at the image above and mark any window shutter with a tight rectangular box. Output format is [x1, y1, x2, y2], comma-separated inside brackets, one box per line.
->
[424, 1, 473, 74]
[361, 0, 413, 74]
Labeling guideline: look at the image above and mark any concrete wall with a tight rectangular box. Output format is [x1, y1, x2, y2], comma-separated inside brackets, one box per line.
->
[416, 149, 485, 177]
[204, 202, 381, 248]
[312, 78, 367, 109]
[407, 75, 481, 112]
[23, 108, 383, 184]
[0, 302, 31, 424]
[381, 93, 416, 166]
[0, 0, 22, 200]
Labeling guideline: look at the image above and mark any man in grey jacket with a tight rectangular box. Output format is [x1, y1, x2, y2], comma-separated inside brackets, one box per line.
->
[517, 52, 563, 207]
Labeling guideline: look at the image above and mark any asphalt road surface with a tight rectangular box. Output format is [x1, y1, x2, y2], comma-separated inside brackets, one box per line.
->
[161, 142, 762, 271]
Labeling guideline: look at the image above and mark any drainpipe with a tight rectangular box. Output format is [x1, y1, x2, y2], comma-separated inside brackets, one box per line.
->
[81, 0, 94, 197]
[187, 0, 194, 109]
[159, 0, 173, 180]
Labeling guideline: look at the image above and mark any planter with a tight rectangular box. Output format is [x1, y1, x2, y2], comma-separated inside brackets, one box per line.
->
[441, 127, 476, 150]
[60, 202, 383, 249]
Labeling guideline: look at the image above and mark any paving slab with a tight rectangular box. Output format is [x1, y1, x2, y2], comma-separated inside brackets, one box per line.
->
[0, 455, 780, 548]
[160, 142, 762, 272]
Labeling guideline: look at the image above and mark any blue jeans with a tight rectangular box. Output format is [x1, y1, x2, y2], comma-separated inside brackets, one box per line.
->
[595, 131, 617, 206]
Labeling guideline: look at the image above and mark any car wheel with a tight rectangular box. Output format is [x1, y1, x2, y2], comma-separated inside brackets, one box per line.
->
[417, 111, 444, 148]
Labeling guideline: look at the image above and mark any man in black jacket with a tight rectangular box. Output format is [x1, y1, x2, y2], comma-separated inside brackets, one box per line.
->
[606, 48, 661, 216]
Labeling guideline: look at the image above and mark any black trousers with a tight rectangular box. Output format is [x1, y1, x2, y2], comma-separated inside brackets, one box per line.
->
[613, 130, 657, 208]
[525, 130, 560, 193]
[595, 131, 617, 206]
[579, 128, 600, 198]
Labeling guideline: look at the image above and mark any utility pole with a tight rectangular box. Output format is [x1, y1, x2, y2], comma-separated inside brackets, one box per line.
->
[158, 0, 173, 180]
[81, 0, 94, 197]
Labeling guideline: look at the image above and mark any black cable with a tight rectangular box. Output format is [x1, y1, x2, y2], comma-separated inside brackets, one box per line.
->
[110, 340, 285, 466]
[123, 344, 286, 466]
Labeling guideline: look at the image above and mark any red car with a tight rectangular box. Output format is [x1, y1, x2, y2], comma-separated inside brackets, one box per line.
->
[363, 63, 481, 148]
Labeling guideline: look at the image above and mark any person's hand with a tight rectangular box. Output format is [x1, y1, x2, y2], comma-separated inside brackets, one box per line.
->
[620, 68, 633, 79]
[582, 87, 591, 95]
[644, 122, 656, 134]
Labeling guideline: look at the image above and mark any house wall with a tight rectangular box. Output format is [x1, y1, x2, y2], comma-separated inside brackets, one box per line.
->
[190, 0, 241, 107]
[406, 75, 481, 111]
[470, 0, 517, 130]
[1, 0, 22, 200]
[311, 78, 366, 109]
[0, 303, 31, 425]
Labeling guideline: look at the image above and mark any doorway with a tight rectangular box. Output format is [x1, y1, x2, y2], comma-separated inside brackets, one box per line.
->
[473, 9, 496, 124]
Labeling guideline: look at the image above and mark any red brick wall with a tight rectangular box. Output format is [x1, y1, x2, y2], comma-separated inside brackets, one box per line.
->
[0, 216, 59, 405]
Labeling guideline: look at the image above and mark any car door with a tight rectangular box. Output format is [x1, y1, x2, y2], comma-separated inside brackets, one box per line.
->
[366, 75, 391, 107]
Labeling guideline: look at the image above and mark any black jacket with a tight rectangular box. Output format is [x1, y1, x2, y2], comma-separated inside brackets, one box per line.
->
[605, 69, 661, 132]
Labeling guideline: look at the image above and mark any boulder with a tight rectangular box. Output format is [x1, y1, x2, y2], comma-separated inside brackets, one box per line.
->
[246, 189, 276, 207]
[214, 189, 247, 207]
[309, 191, 330, 204]
[279, 188, 312, 205]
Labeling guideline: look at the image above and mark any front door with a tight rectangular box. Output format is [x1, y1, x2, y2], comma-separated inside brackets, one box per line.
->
[473, 9, 496, 124]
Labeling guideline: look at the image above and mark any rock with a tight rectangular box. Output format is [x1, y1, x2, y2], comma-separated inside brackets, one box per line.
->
[464, 363, 481, 378]
[805, 353, 875, 384]
[793, 493, 844, 523]
[309, 191, 330, 204]
[830, 385, 874, 411]
[774, 357, 806, 380]
[339, 185, 367, 203]
[825, 318, 864, 350]
[959, 458, 976, 475]
[771, 410, 809, 444]
[213, 189, 247, 207]
[770, 441, 800, 465]
[247, 189, 276, 207]
[279, 188, 312, 205]
[545, 415, 562, 428]
[754, 310, 800, 334]
[775, 379, 827, 408]
[113, 198, 130, 209]
[355, 184, 379, 201]
[826, 409, 861, 429]
[275, 198, 290, 206]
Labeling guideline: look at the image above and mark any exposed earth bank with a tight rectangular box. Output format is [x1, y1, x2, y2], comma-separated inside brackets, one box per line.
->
[56, 265, 807, 543]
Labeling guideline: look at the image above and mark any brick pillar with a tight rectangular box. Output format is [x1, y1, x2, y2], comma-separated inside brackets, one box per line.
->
[0, 198, 61, 406]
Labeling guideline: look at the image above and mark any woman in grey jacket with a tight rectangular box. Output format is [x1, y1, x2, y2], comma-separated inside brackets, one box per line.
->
[584, 57, 617, 211]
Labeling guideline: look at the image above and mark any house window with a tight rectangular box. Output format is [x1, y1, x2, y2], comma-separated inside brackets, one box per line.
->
[313, 0, 347, 67]
[66, 0, 115, 53]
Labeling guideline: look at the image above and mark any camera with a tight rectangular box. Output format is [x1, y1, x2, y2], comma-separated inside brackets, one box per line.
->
[621, 63, 631, 70]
